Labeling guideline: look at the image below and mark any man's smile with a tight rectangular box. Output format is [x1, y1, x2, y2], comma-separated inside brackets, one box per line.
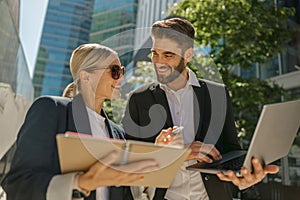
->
[156, 65, 171, 74]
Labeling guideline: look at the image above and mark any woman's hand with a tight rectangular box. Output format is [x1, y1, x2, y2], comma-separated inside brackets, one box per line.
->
[78, 151, 159, 192]
[155, 127, 184, 147]
[185, 141, 222, 163]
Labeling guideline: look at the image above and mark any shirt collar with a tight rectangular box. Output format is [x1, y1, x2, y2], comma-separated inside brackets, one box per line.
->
[188, 68, 201, 87]
[86, 106, 106, 123]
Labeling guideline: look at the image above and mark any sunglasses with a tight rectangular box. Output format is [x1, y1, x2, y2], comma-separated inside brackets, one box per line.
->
[109, 65, 125, 80]
[93, 65, 124, 80]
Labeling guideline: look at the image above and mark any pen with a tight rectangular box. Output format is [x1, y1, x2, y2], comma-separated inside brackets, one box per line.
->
[119, 142, 130, 165]
[162, 126, 184, 143]
[171, 126, 184, 135]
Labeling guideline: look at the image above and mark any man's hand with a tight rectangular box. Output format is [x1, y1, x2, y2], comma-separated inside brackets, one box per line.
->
[216, 157, 279, 188]
[186, 141, 222, 163]
[155, 127, 184, 147]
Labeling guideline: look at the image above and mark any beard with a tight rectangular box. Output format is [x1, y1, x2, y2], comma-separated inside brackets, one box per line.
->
[155, 58, 185, 84]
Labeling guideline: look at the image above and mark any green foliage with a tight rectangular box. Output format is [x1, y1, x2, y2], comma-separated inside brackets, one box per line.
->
[171, 0, 295, 78]
[126, 61, 157, 85]
[104, 98, 127, 124]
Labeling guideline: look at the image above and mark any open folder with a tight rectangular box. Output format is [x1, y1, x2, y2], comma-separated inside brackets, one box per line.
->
[56, 132, 191, 188]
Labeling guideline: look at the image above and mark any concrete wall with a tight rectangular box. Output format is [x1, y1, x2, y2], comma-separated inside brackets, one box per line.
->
[0, 83, 31, 159]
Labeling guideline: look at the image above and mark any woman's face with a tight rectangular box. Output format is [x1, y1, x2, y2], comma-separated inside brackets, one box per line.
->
[89, 56, 124, 100]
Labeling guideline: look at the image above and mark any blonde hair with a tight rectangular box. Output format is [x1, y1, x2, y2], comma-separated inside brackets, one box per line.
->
[62, 82, 75, 98]
[63, 43, 117, 97]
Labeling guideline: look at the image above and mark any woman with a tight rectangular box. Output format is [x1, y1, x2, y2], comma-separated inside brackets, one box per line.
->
[1, 43, 159, 200]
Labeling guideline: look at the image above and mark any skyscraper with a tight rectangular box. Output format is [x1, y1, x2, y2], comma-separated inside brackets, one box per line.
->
[33, 0, 94, 97]
[90, 0, 138, 66]
[0, 0, 20, 93]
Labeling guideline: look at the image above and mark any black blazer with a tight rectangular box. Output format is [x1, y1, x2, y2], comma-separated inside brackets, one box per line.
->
[122, 80, 241, 200]
[1, 94, 131, 200]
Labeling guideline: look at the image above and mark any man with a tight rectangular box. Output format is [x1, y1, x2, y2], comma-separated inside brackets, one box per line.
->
[122, 18, 278, 199]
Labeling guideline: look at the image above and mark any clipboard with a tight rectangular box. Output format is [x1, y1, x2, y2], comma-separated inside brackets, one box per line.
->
[56, 132, 191, 188]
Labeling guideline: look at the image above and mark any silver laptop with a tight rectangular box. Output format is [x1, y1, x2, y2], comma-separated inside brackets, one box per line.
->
[187, 99, 300, 175]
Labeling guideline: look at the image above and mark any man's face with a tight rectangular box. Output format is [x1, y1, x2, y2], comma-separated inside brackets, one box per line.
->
[151, 37, 186, 84]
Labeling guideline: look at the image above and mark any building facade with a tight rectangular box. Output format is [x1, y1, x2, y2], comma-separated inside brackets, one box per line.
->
[0, 0, 21, 95]
[33, 0, 94, 97]
[0, 1, 34, 195]
[90, 0, 138, 66]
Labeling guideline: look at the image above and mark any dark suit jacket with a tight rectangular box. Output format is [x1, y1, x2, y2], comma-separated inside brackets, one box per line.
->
[1, 94, 131, 200]
[122, 80, 241, 200]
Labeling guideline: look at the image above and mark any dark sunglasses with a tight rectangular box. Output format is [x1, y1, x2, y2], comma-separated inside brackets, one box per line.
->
[109, 65, 125, 80]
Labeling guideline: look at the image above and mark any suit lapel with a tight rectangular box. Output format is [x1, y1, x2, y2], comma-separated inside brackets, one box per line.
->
[151, 85, 174, 128]
[193, 83, 208, 141]
[66, 102, 76, 132]
[69, 94, 92, 135]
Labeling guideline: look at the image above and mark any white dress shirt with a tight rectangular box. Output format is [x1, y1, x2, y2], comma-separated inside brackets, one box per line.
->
[86, 107, 109, 200]
[161, 69, 209, 200]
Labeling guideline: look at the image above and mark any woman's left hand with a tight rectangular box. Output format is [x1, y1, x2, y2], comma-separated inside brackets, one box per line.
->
[216, 157, 279, 188]
[78, 151, 159, 191]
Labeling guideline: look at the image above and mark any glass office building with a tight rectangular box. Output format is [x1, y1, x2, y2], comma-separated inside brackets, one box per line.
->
[0, 0, 33, 101]
[90, 0, 138, 66]
[33, 0, 94, 97]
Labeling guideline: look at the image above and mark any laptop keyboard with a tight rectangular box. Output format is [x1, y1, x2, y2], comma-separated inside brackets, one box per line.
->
[215, 154, 246, 171]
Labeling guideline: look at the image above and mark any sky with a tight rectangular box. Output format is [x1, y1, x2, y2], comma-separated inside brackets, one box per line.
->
[20, 0, 49, 78]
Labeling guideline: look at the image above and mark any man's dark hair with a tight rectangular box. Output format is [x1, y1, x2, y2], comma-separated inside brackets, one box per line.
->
[151, 17, 195, 51]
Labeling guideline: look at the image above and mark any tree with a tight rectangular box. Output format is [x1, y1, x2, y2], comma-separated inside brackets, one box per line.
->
[170, 0, 295, 145]
[171, 0, 295, 80]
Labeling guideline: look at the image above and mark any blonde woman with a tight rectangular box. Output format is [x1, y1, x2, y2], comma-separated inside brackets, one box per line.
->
[2, 44, 159, 200]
